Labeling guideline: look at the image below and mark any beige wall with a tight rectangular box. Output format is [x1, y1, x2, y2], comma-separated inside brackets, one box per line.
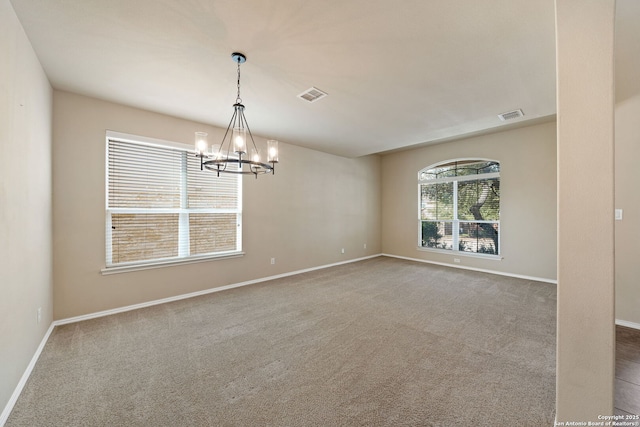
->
[52, 91, 381, 320]
[381, 121, 557, 281]
[615, 96, 640, 326]
[615, 0, 640, 327]
[0, 0, 53, 417]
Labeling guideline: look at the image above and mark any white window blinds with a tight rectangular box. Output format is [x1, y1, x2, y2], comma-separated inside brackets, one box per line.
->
[106, 136, 241, 268]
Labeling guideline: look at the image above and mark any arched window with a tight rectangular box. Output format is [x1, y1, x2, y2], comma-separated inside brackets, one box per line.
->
[418, 159, 500, 256]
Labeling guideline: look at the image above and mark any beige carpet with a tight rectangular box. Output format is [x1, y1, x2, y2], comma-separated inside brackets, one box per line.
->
[7, 256, 556, 426]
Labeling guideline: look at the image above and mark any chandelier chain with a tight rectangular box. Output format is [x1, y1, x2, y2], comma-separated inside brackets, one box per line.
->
[236, 61, 242, 104]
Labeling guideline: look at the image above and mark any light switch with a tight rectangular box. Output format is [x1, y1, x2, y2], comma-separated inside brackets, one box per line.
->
[615, 209, 623, 221]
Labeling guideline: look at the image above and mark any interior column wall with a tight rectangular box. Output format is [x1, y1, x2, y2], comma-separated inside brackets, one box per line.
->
[555, 0, 616, 421]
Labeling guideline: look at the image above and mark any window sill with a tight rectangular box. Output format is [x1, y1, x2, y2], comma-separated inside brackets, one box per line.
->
[101, 251, 245, 275]
[416, 246, 503, 260]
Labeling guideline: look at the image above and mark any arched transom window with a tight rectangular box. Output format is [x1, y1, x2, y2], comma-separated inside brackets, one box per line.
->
[418, 159, 500, 256]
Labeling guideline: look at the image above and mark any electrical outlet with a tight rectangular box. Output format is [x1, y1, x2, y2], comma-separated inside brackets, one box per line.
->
[454, 258, 461, 263]
[364, 243, 367, 249]
[270, 258, 276, 265]
[341, 248, 345, 254]
[37, 307, 42, 323]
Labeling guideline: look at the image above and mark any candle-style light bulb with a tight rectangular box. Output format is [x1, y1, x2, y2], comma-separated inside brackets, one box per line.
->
[233, 127, 247, 154]
[267, 140, 279, 163]
[195, 132, 208, 155]
[251, 148, 260, 163]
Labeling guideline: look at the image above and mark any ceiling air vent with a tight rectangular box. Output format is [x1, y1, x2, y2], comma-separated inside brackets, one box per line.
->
[498, 109, 524, 121]
[298, 87, 327, 103]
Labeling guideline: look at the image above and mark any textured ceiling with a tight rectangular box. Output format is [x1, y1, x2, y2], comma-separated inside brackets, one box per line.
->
[7, 1, 568, 157]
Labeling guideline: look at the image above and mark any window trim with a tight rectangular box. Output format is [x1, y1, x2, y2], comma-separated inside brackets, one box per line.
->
[417, 158, 502, 259]
[100, 251, 245, 275]
[103, 130, 243, 274]
[416, 242, 503, 260]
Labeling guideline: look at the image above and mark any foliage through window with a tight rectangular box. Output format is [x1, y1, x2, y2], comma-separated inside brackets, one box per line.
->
[106, 133, 242, 268]
[419, 160, 500, 255]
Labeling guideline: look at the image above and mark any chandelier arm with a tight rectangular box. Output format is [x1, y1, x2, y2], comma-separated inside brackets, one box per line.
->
[224, 107, 242, 173]
[240, 110, 259, 153]
[219, 108, 237, 157]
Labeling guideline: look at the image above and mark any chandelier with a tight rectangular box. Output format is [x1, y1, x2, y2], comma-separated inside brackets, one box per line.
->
[195, 52, 279, 177]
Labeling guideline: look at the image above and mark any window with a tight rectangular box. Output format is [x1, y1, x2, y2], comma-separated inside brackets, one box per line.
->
[105, 132, 242, 269]
[419, 159, 500, 256]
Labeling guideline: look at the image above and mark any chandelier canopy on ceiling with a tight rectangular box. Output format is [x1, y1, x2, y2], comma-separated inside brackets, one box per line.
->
[195, 52, 279, 177]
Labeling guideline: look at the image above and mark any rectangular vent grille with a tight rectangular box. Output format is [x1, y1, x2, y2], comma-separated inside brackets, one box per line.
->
[498, 109, 524, 121]
[298, 87, 327, 103]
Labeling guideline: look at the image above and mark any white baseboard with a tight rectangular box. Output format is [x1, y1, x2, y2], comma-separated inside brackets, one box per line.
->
[616, 319, 640, 330]
[381, 253, 558, 284]
[55, 254, 383, 326]
[0, 322, 55, 427]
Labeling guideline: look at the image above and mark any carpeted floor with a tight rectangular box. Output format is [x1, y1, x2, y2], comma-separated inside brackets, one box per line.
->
[6, 257, 557, 426]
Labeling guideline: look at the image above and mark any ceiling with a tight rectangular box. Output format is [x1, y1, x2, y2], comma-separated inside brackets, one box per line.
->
[8, 0, 629, 158]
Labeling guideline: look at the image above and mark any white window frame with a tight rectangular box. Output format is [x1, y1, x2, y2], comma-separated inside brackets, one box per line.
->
[417, 158, 501, 260]
[102, 131, 243, 275]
